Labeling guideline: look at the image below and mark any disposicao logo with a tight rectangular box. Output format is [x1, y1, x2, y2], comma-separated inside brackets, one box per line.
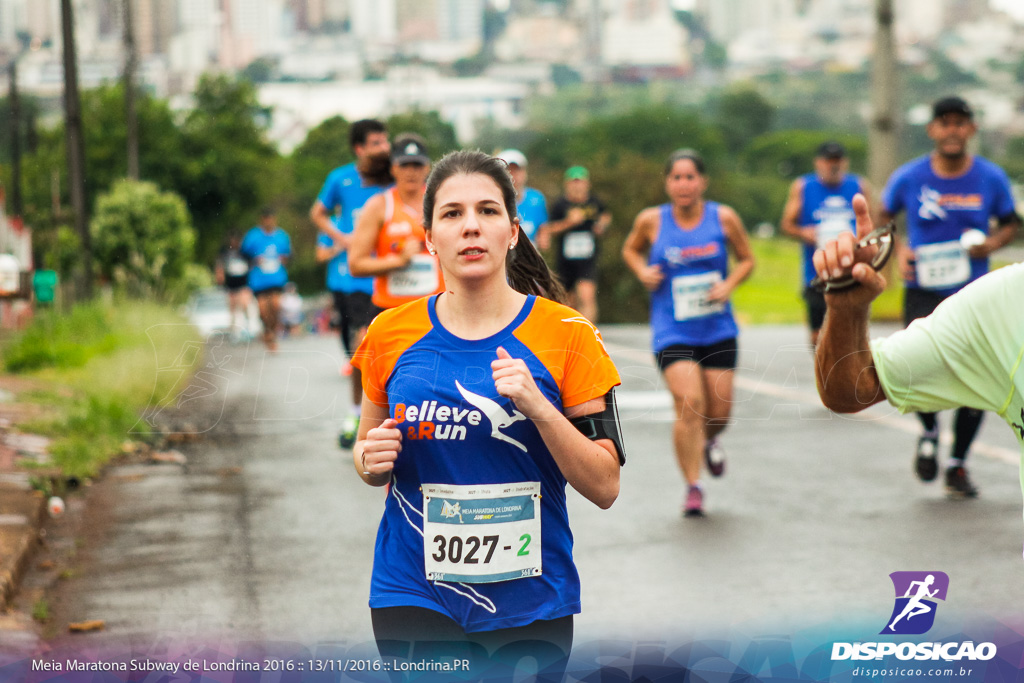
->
[882, 571, 948, 635]
[831, 571, 997, 662]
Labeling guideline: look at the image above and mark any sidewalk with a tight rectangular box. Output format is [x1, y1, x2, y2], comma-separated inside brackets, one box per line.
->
[0, 378, 49, 629]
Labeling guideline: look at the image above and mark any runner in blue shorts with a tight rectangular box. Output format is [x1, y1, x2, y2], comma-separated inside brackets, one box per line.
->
[311, 119, 392, 448]
[880, 95, 1019, 496]
[352, 150, 625, 678]
[622, 149, 755, 517]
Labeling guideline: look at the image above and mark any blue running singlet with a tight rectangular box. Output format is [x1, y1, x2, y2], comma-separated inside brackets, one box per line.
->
[648, 202, 738, 352]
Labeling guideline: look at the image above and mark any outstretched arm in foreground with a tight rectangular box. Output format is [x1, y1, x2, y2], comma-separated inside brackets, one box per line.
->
[813, 193, 889, 413]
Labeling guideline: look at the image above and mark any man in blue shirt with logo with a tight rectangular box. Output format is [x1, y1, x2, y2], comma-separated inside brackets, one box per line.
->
[881, 95, 1019, 497]
[496, 149, 548, 244]
[781, 141, 872, 346]
[310, 119, 392, 448]
[241, 207, 292, 352]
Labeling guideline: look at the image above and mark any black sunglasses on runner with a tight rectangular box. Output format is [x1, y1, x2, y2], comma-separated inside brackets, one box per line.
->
[809, 222, 895, 293]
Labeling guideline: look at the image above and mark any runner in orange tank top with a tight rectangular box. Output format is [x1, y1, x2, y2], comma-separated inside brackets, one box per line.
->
[349, 134, 445, 310]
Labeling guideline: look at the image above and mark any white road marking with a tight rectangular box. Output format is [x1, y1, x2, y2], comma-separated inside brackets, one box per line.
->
[605, 341, 1019, 466]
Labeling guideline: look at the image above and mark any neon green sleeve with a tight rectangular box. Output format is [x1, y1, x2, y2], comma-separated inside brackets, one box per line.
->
[870, 264, 1024, 418]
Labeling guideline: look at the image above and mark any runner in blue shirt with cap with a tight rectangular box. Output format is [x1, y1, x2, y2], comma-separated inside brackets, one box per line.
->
[496, 149, 548, 244]
[880, 95, 1019, 497]
[311, 119, 392, 448]
[241, 207, 292, 352]
[781, 140, 872, 347]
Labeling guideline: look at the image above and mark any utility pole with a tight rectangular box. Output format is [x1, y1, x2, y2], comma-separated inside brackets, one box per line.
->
[61, 0, 93, 298]
[8, 60, 22, 218]
[869, 0, 898, 195]
[124, 0, 140, 180]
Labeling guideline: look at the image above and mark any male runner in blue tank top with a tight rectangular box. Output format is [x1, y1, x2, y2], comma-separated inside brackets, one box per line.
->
[781, 141, 872, 346]
[880, 95, 1019, 497]
[310, 119, 393, 448]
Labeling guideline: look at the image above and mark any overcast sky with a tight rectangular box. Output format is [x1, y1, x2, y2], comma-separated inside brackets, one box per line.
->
[669, 0, 1024, 22]
[990, 0, 1024, 20]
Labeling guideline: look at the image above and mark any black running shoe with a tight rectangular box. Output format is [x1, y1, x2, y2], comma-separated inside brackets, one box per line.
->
[704, 438, 726, 478]
[914, 434, 939, 482]
[945, 465, 978, 498]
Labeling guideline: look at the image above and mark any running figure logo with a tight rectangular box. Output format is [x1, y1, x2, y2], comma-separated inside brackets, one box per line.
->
[881, 571, 949, 635]
[455, 381, 527, 452]
[918, 186, 948, 220]
[440, 500, 464, 523]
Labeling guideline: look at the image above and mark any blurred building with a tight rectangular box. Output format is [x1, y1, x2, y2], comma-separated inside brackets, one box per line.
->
[602, 0, 690, 72]
[350, 0, 396, 54]
[135, 0, 178, 57]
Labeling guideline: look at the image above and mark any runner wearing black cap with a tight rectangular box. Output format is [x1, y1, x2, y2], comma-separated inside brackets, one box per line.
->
[880, 95, 1020, 497]
[781, 140, 873, 346]
[348, 133, 445, 313]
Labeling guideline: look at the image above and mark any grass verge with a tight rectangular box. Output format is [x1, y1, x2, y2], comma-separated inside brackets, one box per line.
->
[734, 237, 903, 326]
[3, 300, 202, 480]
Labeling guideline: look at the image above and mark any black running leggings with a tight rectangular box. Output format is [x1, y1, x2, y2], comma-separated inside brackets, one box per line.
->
[371, 606, 572, 682]
[918, 408, 984, 462]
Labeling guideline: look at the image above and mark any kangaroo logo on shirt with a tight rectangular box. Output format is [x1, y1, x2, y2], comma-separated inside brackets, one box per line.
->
[456, 381, 528, 452]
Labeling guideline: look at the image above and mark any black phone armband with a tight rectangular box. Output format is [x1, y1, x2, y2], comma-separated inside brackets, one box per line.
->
[568, 388, 626, 465]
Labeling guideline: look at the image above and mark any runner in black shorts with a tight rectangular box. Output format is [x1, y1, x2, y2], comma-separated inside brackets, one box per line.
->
[331, 291, 375, 355]
[780, 141, 870, 347]
[543, 166, 611, 322]
[879, 95, 1020, 497]
[311, 119, 393, 448]
[655, 338, 739, 373]
[215, 231, 253, 341]
[622, 149, 755, 517]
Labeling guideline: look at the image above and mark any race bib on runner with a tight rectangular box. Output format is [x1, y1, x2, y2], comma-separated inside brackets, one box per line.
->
[915, 240, 970, 289]
[423, 482, 542, 584]
[258, 256, 281, 274]
[226, 256, 248, 277]
[388, 254, 439, 297]
[563, 232, 595, 260]
[816, 217, 853, 249]
[671, 271, 725, 321]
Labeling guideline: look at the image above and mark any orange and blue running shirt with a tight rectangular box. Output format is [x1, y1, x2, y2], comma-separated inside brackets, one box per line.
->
[373, 187, 445, 309]
[352, 294, 620, 632]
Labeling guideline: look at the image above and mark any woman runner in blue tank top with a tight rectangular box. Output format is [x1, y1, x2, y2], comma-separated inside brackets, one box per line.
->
[622, 149, 755, 517]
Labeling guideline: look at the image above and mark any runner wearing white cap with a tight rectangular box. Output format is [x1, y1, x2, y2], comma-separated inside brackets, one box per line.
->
[496, 149, 549, 245]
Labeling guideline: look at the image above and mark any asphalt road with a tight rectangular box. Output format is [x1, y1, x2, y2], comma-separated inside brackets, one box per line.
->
[33, 322, 1024, 651]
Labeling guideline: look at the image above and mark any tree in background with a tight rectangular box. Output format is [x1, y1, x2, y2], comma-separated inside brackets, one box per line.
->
[290, 115, 353, 210]
[90, 179, 197, 300]
[178, 74, 281, 264]
[711, 83, 775, 156]
[997, 136, 1024, 183]
[385, 111, 459, 157]
[742, 130, 867, 179]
